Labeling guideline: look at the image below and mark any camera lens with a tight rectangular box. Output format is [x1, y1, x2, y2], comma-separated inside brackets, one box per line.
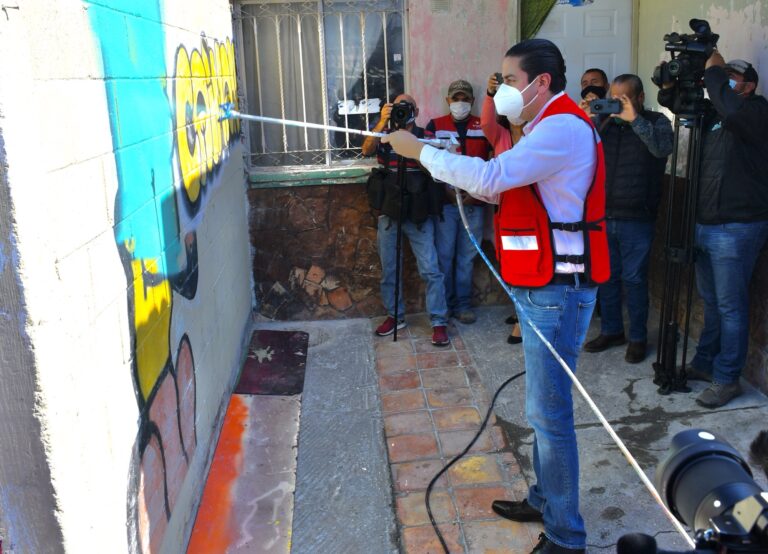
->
[656, 429, 763, 531]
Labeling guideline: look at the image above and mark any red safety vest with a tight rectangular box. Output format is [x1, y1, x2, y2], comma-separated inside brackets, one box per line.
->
[428, 115, 491, 160]
[493, 94, 610, 287]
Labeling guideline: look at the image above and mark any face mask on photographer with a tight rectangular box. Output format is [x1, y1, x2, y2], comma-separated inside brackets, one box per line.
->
[449, 101, 472, 120]
[494, 76, 541, 125]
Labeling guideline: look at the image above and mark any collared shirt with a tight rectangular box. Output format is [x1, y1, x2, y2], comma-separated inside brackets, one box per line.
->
[419, 92, 598, 273]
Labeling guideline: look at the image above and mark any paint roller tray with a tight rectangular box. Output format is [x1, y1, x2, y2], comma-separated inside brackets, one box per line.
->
[235, 330, 308, 395]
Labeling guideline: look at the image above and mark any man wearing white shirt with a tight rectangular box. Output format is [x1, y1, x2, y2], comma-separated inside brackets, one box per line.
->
[383, 39, 609, 554]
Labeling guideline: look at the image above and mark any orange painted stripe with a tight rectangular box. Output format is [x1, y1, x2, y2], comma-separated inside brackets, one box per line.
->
[187, 395, 248, 553]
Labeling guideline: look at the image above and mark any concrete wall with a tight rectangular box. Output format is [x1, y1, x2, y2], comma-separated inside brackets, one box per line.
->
[637, 1, 768, 393]
[408, 0, 518, 126]
[0, 1, 252, 552]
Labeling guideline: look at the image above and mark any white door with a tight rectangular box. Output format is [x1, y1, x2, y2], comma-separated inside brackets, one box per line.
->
[536, 0, 633, 101]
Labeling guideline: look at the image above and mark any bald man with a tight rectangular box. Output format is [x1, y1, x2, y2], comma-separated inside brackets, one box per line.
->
[362, 94, 451, 346]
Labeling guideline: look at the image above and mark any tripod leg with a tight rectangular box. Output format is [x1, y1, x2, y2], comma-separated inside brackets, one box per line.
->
[393, 155, 407, 342]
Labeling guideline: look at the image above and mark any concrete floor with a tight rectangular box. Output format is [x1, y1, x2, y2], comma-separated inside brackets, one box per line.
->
[457, 305, 768, 552]
[207, 308, 768, 553]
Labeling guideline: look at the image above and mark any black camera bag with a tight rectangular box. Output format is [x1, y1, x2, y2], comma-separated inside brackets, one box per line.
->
[366, 166, 388, 210]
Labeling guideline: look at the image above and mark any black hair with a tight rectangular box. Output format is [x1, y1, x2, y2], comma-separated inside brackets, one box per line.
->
[613, 73, 644, 96]
[583, 67, 609, 86]
[505, 39, 566, 93]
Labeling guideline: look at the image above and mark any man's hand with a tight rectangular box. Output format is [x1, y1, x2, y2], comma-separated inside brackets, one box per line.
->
[371, 103, 393, 132]
[487, 73, 500, 96]
[579, 92, 599, 115]
[706, 50, 726, 70]
[611, 94, 637, 122]
[381, 130, 425, 160]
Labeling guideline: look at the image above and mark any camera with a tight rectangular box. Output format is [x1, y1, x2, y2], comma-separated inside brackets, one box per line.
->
[618, 429, 768, 553]
[652, 19, 719, 116]
[390, 100, 416, 130]
[590, 99, 622, 115]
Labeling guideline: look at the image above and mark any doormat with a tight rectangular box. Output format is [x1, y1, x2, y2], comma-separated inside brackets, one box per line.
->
[235, 330, 309, 395]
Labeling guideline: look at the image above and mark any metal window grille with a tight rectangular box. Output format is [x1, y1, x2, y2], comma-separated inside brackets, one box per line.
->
[235, 0, 406, 168]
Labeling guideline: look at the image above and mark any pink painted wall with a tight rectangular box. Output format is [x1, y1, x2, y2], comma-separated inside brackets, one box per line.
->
[407, 0, 517, 126]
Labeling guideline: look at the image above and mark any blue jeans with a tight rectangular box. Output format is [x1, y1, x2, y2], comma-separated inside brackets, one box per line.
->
[598, 219, 655, 342]
[515, 281, 597, 550]
[691, 222, 768, 384]
[377, 215, 448, 326]
[434, 204, 484, 313]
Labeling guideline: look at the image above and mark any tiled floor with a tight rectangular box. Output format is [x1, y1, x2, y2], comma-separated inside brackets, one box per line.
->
[374, 314, 543, 554]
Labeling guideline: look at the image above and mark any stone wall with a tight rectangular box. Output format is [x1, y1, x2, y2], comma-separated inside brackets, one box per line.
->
[249, 182, 508, 321]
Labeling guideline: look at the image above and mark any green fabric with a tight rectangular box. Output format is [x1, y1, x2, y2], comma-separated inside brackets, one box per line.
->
[521, 0, 557, 40]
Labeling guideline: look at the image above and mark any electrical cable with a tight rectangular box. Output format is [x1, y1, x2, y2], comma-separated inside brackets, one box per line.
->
[425, 368, 525, 553]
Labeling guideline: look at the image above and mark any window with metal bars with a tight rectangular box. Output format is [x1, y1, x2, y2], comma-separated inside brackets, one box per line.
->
[235, 0, 406, 168]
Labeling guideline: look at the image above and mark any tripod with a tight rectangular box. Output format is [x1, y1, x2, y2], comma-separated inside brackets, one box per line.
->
[652, 112, 706, 394]
[392, 154, 407, 341]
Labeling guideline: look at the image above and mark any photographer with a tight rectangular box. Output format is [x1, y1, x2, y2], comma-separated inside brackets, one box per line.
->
[684, 53, 768, 408]
[383, 39, 609, 554]
[426, 80, 491, 325]
[583, 75, 673, 364]
[579, 67, 609, 119]
[362, 94, 451, 346]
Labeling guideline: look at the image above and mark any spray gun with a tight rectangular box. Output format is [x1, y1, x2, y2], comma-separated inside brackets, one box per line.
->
[218, 103, 460, 150]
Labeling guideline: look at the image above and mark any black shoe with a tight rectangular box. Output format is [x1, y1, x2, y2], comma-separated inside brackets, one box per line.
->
[625, 341, 647, 364]
[531, 533, 585, 554]
[505, 314, 518, 325]
[583, 333, 626, 353]
[507, 334, 522, 345]
[684, 365, 712, 382]
[491, 499, 543, 522]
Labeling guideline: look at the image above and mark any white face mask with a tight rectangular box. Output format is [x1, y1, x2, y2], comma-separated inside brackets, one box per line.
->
[493, 76, 541, 123]
[449, 101, 472, 120]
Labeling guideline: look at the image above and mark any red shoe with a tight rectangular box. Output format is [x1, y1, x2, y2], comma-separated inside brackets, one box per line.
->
[431, 325, 450, 346]
[375, 316, 407, 336]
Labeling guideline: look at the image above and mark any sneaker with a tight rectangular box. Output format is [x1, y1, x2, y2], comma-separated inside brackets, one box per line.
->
[684, 365, 712, 383]
[531, 533, 585, 554]
[505, 314, 518, 325]
[456, 310, 477, 324]
[507, 333, 522, 345]
[491, 499, 543, 522]
[375, 316, 406, 337]
[583, 332, 626, 353]
[696, 382, 742, 409]
[431, 325, 450, 346]
[625, 341, 647, 364]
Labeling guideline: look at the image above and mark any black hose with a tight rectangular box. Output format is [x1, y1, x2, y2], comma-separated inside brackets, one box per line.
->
[425, 370, 526, 553]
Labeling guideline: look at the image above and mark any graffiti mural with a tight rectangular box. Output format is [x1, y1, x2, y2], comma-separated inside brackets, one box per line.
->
[86, 2, 238, 551]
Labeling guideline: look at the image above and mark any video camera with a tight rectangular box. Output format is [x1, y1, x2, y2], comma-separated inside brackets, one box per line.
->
[652, 19, 719, 117]
[390, 100, 416, 130]
[618, 429, 768, 553]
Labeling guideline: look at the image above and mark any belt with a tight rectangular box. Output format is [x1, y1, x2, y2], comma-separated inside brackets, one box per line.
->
[548, 272, 586, 286]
